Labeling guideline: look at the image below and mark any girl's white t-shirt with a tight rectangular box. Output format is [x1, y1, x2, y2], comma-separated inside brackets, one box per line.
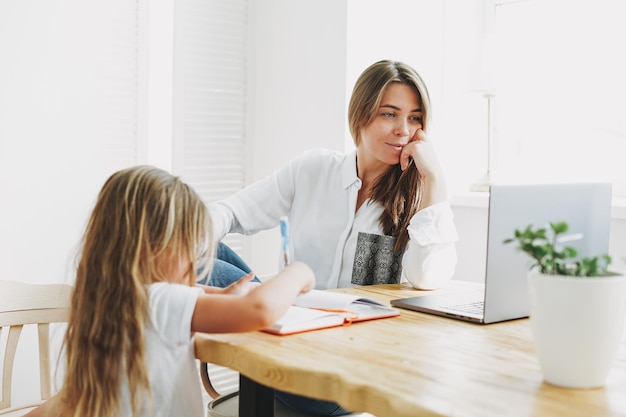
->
[118, 282, 204, 417]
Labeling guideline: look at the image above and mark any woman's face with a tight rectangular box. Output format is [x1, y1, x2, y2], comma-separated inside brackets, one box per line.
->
[358, 83, 423, 168]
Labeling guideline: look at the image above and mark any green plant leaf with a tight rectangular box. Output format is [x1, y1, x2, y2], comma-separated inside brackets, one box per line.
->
[503, 221, 611, 277]
[550, 221, 569, 234]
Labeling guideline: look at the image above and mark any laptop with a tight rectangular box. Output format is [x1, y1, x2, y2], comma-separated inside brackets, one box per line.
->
[390, 183, 612, 324]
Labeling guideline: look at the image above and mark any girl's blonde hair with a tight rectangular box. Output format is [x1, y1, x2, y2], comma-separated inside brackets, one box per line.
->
[348, 60, 432, 253]
[61, 165, 213, 417]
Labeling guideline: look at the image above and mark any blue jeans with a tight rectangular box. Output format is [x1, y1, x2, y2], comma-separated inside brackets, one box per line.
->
[274, 391, 351, 416]
[199, 242, 260, 287]
[206, 242, 351, 416]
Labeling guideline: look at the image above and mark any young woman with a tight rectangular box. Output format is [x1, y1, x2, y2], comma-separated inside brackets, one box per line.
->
[207, 60, 459, 415]
[26, 165, 315, 417]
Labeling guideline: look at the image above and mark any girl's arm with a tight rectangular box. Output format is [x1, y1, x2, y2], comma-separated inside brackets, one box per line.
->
[190, 261, 315, 333]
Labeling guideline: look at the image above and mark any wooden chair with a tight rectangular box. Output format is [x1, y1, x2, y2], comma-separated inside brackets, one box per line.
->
[199, 362, 373, 417]
[0, 281, 72, 416]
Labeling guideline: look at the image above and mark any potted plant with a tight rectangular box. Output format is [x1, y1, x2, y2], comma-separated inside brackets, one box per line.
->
[504, 221, 626, 389]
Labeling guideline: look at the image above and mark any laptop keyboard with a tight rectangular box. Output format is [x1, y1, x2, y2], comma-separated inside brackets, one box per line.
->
[443, 301, 484, 315]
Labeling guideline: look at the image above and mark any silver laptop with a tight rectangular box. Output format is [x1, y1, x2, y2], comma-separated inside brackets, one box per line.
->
[391, 183, 612, 324]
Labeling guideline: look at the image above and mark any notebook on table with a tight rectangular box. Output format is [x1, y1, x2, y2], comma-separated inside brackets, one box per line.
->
[264, 289, 399, 335]
[391, 183, 612, 324]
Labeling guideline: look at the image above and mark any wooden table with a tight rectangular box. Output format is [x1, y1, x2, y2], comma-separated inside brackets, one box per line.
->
[194, 282, 626, 417]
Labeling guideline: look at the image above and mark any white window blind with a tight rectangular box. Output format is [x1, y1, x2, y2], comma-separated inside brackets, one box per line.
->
[174, 0, 248, 252]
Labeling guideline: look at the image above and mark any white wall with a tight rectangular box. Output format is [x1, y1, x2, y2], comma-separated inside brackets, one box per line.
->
[452, 195, 626, 284]
[243, 0, 348, 275]
[0, 1, 141, 287]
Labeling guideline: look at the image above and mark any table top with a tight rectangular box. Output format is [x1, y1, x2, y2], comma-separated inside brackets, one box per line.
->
[194, 281, 626, 417]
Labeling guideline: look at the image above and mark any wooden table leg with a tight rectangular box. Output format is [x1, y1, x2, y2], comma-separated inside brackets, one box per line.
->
[239, 374, 275, 417]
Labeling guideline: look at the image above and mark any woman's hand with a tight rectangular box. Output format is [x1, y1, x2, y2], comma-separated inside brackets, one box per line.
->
[400, 129, 448, 207]
[400, 129, 443, 178]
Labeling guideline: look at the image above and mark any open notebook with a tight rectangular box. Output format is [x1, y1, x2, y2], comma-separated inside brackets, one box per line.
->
[264, 289, 399, 335]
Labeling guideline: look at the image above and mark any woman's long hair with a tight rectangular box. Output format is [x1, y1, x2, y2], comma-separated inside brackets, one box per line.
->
[61, 165, 213, 417]
[348, 60, 432, 254]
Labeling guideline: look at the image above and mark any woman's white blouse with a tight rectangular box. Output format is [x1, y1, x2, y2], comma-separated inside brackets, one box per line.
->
[209, 148, 459, 290]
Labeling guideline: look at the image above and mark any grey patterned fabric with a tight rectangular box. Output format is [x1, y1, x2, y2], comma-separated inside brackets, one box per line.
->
[351, 232, 403, 285]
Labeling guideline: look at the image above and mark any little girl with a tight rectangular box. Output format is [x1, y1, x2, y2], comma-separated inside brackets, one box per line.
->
[27, 165, 315, 417]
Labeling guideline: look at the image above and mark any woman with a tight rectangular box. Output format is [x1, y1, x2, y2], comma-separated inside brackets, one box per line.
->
[207, 60, 458, 415]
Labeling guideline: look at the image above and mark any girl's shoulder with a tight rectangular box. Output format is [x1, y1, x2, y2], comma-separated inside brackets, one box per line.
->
[148, 283, 203, 342]
[148, 282, 203, 310]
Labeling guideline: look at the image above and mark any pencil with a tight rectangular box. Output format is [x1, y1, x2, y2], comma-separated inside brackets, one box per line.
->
[280, 216, 290, 266]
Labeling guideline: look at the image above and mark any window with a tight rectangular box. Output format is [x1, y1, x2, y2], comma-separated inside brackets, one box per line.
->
[174, 0, 249, 253]
[488, 0, 626, 195]
[0, 0, 141, 284]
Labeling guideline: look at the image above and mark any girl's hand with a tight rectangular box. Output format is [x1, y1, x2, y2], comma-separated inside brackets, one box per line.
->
[222, 272, 260, 296]
[399, 129, 443, 179]
[283, 262, 315, 294]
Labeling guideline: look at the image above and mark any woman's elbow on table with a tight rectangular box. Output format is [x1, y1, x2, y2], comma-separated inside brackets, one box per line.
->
[403, 243, 457, 290]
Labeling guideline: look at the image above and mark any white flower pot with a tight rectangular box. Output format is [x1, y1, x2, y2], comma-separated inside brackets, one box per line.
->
[528, 271, 626, 388]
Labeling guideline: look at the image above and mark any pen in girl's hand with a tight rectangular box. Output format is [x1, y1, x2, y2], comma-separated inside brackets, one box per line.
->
[280, 216, 291, 267]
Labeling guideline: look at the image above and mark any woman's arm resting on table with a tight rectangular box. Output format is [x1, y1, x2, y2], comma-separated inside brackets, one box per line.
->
[402, 201, 459, 290]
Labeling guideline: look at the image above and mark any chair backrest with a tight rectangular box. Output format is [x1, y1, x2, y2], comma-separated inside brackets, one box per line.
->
[199, 362, 239, 400]
[0, 281, 72, 416]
